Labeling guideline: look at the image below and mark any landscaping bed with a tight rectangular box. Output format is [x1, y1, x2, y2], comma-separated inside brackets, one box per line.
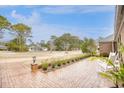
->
[38, 54, 91, 73]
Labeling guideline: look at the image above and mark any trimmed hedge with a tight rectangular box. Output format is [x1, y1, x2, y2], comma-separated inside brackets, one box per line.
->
[39, 54, 91, 72]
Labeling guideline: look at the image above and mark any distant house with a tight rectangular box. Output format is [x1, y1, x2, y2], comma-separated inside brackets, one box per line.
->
[0, 45, 8, 51]
[28, 44, 41, 52]
[28, 44, 48, 52]
[41, 47, 48, 51]
[99, 34, 117, 56]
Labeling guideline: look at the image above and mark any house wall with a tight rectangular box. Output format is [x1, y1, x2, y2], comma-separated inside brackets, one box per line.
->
[114, 5, 124, 63]
[121, 26, 124, 43]
[99, 42, 115, 56]
[120, 24, 124, 62]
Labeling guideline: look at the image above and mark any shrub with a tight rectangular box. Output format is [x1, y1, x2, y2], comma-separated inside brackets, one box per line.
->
[76, 58, 79, 61]
[62, 61, 66, 65]
[42, 62, 49, 71]
[52, 64, 55, 68]
[56, 61, 61, 66]
[48, 63, 52, 66]
[52, 62, 57, 68]
[67, 60, 70, 64]
[71, 59, 75, 62]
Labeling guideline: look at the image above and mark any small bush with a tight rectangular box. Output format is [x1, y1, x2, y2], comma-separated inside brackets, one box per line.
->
[52, 64, 55, 68]
[67, 61, 70, 64]
[52, 62, 57, 68]
[71, 59, 75, 62]
[62, 61, 66, 65]
[42, 62, 49, 71]
[76, 58, 79, 61]
[56, 61, 61, 66]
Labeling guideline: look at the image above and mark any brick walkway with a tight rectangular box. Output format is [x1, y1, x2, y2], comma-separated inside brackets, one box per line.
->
[0, 59, 113, 88]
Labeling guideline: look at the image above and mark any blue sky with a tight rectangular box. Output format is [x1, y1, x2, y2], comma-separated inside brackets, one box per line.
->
[0, 5, 115, 42]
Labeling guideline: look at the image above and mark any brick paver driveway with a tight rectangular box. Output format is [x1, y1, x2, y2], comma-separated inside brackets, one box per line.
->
[0, 59, 113, 88]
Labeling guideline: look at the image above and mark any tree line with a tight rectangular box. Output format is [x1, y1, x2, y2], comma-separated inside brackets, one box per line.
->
[0, 15, 97, 54]
[0, 15, 31, 52]
[27, 33, 82, 52]
[30, 33, 97, 54]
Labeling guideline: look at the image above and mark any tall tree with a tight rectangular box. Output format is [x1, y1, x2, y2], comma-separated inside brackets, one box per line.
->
[50, 35, 57, 52]
[0, 15, 11, 39]
[50, 35, 57, 41]
[81, 38, 97, 54]
[54, 33, 81, 51]
[11, 23, 31, 51]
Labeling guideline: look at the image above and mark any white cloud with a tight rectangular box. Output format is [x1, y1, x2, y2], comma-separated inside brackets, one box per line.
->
[11, 10, 25, 20]
[11, 10, 41, 26]
[11, 10, 80, 42]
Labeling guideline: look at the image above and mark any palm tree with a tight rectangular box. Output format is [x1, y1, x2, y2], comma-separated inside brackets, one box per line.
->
[99, 62, 124, 88]
[99, 59, 119, 88]
[99, 44, 124, 88]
